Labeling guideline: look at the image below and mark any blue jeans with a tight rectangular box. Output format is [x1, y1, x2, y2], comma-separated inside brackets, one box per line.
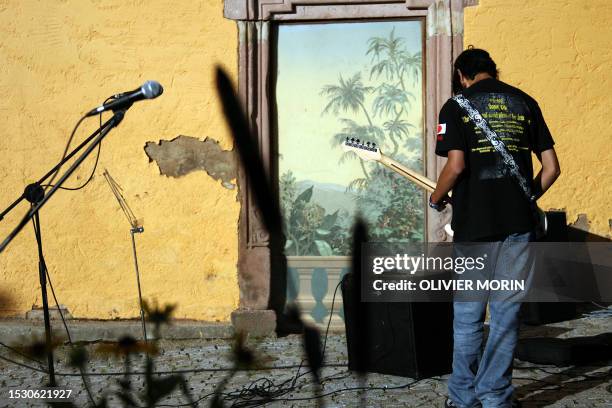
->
[449, 231, 534, 408]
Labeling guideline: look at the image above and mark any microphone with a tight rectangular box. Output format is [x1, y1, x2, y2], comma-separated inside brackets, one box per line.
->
[86, 80, 163, 117]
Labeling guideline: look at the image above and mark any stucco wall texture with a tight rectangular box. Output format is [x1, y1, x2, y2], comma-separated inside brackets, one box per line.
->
[465, 0, 612, 237]
[1, 0, 610, 321]
[0, 1, 240, 320]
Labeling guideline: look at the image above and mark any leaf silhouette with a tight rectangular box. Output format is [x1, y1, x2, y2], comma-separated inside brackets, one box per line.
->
[215, 67, 282, 233]
[350, 218, 368, 374]
[303, 324, 324, 383]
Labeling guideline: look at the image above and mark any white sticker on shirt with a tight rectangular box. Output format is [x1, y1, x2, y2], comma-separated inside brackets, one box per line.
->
[437, 123, 446, 135]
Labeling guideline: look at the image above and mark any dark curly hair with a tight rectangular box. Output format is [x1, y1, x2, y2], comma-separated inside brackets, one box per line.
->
[452, 46, 498, 93]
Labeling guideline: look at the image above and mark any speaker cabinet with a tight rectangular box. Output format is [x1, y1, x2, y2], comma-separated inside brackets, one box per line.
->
[341, 273, 453, 379]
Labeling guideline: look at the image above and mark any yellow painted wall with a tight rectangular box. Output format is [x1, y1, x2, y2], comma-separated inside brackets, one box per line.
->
[0, 1, 239, 320]
[465, 0, 612, 237]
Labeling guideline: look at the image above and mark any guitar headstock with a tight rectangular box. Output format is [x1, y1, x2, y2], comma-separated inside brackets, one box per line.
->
[341, 138, 382, 162]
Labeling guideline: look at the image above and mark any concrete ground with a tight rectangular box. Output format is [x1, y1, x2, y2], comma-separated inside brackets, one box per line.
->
[0, 308, 611, 408]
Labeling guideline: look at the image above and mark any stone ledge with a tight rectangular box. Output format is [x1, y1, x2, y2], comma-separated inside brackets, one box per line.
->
[0, 319, 233, 344]
[231, 309, 276, 337]
[25, 305, 72, 320]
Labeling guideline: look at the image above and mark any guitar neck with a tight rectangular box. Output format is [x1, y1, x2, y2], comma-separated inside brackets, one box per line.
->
[378, 154, 436, 192]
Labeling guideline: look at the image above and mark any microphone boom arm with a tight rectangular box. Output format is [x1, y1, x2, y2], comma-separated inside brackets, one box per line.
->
[0, 113, 123, 222]
[0, 110, 126, 253]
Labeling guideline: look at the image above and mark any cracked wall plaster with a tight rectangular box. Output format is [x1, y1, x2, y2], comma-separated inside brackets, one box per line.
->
[145, 136, 237, 189]
[570, 213, 590, 232]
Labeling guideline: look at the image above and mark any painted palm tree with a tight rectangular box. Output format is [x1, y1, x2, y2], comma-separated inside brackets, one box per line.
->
[372, 84, 412, 116]
[367, 28, 422, 92]
[321, 72, 384, 187]
[321, 72, 375, 126]
[373, 83, 415, 155]
[367, 28, 406, 86]
[383, 118, 414, 157]
[368, 29, 422, 155]
[401, 51, 422, 86]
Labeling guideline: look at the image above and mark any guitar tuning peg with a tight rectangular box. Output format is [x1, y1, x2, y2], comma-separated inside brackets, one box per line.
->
[350, 138, 355, 142]
[356, 139, 360, 143]
[345, 137, 349, 142]
[366, 141, 370, 146]
[372, 143, 377, 148]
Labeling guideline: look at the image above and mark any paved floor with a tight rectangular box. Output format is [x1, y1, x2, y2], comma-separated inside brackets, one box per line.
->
[0, 309, 611, 407]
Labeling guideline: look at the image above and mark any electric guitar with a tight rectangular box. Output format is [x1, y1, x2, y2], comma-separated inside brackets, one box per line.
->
[341, 138, 547, 239]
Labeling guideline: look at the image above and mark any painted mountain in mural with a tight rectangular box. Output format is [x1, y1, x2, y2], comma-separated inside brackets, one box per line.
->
[295, 180, 357, 214]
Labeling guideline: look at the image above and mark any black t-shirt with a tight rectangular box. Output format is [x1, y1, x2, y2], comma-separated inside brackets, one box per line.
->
[435, 78, 555, 241]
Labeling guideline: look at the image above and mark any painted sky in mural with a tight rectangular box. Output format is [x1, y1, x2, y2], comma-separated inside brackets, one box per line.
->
[277, 20, 425, 256]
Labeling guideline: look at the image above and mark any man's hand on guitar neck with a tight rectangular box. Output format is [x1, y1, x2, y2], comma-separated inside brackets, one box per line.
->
[430, 149, 465, 211]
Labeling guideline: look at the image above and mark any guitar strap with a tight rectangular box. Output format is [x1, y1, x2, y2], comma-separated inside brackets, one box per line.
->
[451, 94, 536, 203]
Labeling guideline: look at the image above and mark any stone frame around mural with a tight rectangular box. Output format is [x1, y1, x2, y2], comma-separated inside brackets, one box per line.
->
[223, 0, 477, 333]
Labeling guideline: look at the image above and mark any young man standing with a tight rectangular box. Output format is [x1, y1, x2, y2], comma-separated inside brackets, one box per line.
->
[430, 48, 561, 408]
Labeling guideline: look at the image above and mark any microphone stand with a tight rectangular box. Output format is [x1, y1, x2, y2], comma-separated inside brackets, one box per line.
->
[0, 109, 127, 386]
[0, 114, 121, 222]
[102, 169, 148, 343]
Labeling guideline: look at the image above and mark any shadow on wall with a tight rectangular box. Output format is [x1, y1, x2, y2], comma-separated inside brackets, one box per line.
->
[545, 211, 611, 243]
[0, 289, 15, 314]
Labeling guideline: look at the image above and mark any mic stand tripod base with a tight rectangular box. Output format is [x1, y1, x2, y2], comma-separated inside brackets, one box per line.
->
[35, 213, 56, 387]
[28, 183, 56, 386]
[130, 226, 147, 343]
